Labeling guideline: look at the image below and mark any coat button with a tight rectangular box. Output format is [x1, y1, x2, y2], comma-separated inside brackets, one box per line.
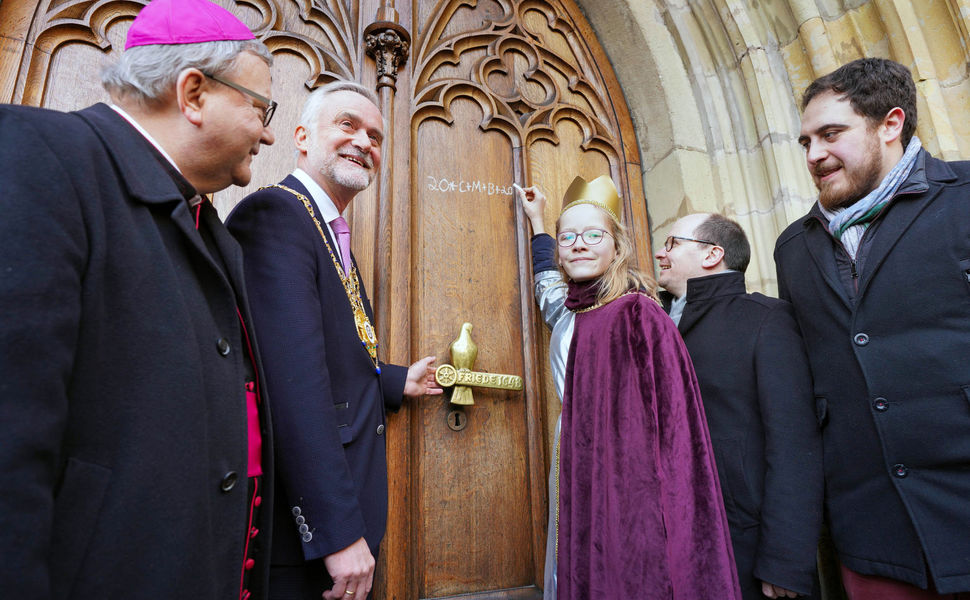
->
[254, 495, 262, 507]
[217, 338, 231, 356]
[302, 532, 313, 543]
[853, 333, 870, 346]
[376, 424, 385, 435]
[291, 506, 301, 517]
[873, 398, 888, 412]
[295, 515, 305, 525]
[893, 464, 908, 478]
[298, 523, 309, 534]
[250, 527, 259, 538]
[220, 471, 238, 492]
[245, 558, 255, 570]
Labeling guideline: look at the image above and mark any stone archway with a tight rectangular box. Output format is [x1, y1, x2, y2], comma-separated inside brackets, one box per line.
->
[573, 0, 970, 295]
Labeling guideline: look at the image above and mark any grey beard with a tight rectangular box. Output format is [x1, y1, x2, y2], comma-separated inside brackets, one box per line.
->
[322, 160, 372, 191]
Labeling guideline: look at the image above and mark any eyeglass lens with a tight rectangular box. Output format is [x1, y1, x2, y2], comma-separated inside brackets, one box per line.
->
[558, 229, 608, 247]
[260, 103, 276, 127]
[665, 236, 715, 252]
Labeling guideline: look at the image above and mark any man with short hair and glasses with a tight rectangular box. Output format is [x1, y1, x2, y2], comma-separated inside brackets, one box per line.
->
[656, 213, 822, 600]
[0, 0, 277, 598]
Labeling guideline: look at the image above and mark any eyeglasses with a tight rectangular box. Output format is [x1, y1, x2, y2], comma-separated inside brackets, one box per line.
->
[202, 71, 277, 127]
[557, 229, 613, 248]
[664, 235, 717, 252]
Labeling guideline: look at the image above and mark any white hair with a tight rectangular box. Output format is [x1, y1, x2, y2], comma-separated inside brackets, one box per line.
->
[101, 39, 272, 106]
[299, 80, 383, 135]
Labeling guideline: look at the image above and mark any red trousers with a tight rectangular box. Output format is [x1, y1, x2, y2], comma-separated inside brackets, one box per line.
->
[842, 565, 969, 600]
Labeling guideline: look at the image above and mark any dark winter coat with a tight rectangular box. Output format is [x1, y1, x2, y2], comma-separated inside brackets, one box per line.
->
[0, 103, 274, 599]
[663, 271, 821, 598]
[774, 150, 970, 593]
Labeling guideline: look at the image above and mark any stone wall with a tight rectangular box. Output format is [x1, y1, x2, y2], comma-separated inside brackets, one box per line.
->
[576, 0, 970, 295]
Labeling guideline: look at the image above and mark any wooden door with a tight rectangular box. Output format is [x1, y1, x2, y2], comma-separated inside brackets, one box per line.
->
[0, 0, 649, 597]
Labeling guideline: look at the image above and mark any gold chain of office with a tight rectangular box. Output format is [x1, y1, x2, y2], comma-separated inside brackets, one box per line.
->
[262, 184, 380, 371]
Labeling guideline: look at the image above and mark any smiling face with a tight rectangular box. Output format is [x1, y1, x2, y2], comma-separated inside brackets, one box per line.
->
[557, 204, 617, 283]
[654, 213, 717, 298]
[799, 91, 892, 210]
[297, 89, 383, 210]
[204, 51, 276, 191]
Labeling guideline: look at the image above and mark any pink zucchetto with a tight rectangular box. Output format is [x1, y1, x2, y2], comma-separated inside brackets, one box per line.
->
[125, 0, 255, 49]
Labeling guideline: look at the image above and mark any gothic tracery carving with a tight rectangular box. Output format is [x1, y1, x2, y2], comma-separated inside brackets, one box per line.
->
[411, 0, 621, 165]
[18, 0, 361, 106]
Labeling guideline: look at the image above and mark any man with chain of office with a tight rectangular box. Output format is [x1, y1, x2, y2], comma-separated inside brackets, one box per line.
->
[227, 80, 442, 600]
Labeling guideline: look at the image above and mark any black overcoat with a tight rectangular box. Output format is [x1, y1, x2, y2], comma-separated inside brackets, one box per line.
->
[0, 103, 274, 599]
[226, 176, 407, 590]
[663, 272, 822, 598]
[774, 151, 970, 593]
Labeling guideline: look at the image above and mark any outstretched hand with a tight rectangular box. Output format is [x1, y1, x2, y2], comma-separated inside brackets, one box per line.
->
[513, 184, 547, 234]
[404, 355, 443, 400]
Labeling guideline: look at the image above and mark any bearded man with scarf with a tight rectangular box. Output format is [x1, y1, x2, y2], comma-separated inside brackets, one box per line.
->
[777, 57, 970, 598]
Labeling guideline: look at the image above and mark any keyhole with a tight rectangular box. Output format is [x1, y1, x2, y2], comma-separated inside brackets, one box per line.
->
[447, 409, 468, 431]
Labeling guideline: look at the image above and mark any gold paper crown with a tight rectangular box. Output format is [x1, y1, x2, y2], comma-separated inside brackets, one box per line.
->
[559, 175, 622, 221]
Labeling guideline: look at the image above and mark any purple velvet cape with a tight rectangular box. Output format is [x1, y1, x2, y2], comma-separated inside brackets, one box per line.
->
[557, 283, 741, 600]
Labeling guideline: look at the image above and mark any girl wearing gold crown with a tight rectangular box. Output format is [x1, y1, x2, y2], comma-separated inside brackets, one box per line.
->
[515, 176, 740, 600]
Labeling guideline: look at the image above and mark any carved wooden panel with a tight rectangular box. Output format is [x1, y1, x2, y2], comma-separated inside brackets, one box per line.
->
[411, 0, 628, 208]
[385, 0, 647, 598]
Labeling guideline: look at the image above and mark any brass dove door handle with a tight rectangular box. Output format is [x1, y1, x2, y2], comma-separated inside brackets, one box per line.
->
[435, 322, 523, 405]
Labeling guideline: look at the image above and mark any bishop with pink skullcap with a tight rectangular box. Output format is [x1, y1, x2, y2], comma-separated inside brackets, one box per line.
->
[125, 0, 255, 49]
[0, 0, 277, 597]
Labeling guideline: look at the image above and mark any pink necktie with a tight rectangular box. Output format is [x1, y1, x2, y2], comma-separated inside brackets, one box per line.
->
[331, 216, 352, 277]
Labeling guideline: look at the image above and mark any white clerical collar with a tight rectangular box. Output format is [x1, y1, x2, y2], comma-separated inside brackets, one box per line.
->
[108, 104, 181, 173]
[292, 168, 341, 223]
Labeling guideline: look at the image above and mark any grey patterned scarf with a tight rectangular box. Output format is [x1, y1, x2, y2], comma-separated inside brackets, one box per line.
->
[820, 137, 922, 259]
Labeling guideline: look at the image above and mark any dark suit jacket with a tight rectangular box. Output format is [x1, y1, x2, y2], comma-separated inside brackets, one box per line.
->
[774, 151, 970, 594]
[226, 176, 407, 572]
[0, 103, 274, 599]
[662, 272, 821, 598]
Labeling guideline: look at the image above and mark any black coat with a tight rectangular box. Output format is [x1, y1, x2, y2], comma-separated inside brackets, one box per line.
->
[0, 103, 274, 599]
[663, 272, 821, 598]
[226, 176, 406, 585]
[774, 150, 970, 594]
